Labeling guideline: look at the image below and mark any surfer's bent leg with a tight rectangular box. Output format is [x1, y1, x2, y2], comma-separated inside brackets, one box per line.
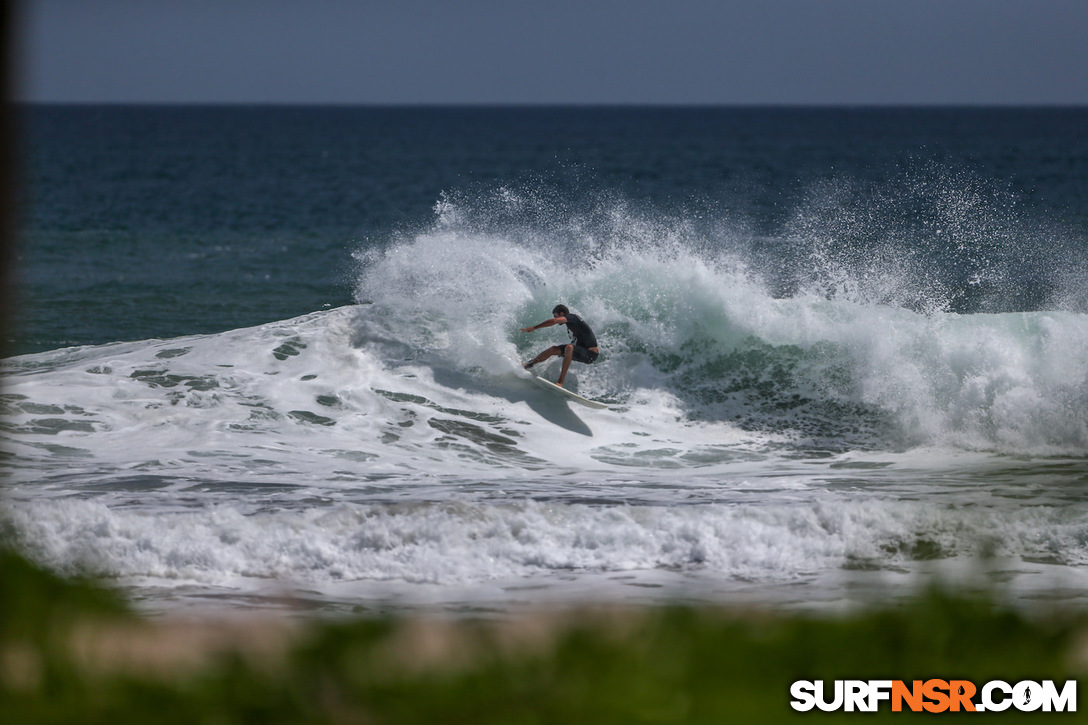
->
[524, 345, 563, 369]
[557, 344, 575, 386]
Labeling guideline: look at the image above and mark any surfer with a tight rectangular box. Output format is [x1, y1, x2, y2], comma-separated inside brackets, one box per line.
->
[521, 305, 599, 387]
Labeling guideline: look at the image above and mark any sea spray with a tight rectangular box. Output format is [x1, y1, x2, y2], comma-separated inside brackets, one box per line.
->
[348, 188, 1088, 453]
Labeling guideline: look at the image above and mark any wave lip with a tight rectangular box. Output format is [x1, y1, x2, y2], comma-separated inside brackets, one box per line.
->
[352, 188, 1088, 456]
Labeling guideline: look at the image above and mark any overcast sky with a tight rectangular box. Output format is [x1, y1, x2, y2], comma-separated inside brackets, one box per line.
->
[16, 0, 1088, 105]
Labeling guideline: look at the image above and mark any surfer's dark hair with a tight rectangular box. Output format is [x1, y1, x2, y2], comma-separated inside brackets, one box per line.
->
[552, 304, 569, 316]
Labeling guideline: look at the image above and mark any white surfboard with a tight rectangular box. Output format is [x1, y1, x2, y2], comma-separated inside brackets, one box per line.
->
[527, 372, 609, 409]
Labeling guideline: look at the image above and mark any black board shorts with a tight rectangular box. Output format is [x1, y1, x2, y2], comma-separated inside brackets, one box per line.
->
[565, 344, 599, 364]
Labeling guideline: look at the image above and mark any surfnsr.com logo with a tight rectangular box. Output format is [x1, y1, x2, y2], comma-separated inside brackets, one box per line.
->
[790, 680, 1077, 713]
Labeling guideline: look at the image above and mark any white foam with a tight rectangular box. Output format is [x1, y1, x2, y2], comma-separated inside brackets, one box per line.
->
[7, 494, 1086, 595]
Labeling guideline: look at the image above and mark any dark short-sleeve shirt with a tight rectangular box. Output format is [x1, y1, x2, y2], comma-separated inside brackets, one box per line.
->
[564, 313, 597, 349]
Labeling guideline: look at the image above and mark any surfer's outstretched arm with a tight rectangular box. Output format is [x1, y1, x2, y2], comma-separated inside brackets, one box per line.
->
[520, 316, 566, 333]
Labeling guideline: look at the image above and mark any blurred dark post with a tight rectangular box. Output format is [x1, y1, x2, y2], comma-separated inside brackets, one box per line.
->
[0, 0, 12, 362]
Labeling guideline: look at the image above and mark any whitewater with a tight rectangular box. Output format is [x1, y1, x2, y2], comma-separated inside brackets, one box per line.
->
[4, 192, 1088, 614]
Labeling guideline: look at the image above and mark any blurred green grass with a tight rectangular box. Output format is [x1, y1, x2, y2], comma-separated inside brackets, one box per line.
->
[1, 548, 1084, 724]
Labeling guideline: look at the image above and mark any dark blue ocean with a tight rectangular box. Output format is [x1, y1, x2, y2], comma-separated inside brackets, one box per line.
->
[5, 106, 1088, 614]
